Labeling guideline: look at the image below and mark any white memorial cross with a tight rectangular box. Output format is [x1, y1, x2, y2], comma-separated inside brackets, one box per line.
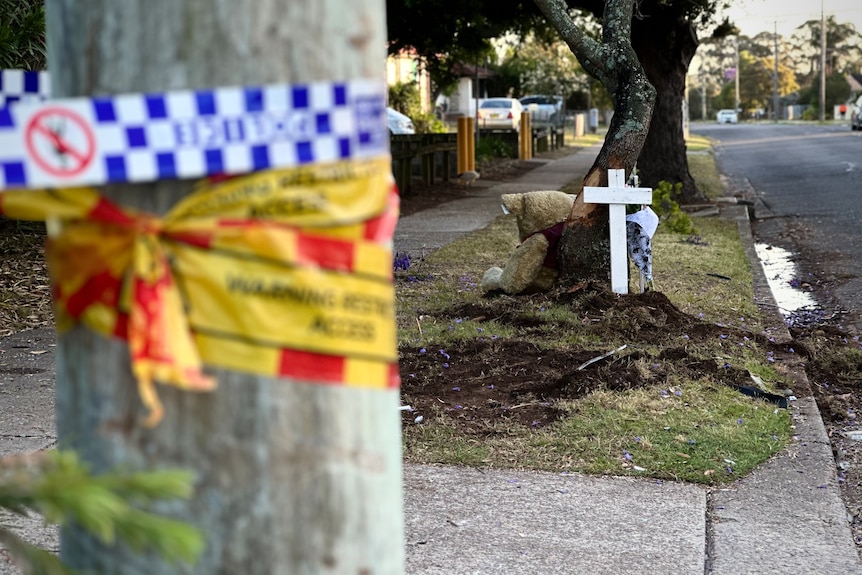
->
[583, 168, 653, 295]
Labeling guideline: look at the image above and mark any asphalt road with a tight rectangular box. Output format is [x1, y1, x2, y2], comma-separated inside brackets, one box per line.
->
[692, 121, 862, 333]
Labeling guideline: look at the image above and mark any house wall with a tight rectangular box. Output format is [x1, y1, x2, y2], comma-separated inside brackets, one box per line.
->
[386, 50, 432, 113]
[447, 77, 476, 118]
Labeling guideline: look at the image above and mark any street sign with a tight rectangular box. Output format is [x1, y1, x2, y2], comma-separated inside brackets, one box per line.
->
[25, 107, 96, 177]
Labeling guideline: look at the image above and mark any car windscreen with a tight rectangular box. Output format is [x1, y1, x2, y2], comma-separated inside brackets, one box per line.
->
[480, 101, 511, 108]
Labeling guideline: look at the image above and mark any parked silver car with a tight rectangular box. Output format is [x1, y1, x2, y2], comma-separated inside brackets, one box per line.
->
[519, 95, 564, 127]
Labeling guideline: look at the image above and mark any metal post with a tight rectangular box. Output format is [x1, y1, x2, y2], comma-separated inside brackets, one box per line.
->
[734, 37, 740, 116]
[773, 21, 780, 121]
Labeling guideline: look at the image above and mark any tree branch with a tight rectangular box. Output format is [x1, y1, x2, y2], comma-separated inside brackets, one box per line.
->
[533, 0, 604, 79]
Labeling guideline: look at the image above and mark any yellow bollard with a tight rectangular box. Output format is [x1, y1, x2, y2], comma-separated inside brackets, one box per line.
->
[466, 116, 475, 172]
[457, 117, 469, 175]
[519, 112, 532, 160]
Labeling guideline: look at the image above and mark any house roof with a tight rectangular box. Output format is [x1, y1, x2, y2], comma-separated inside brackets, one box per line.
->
[847, 73, 862, 92]
[451, 63, 495, 79]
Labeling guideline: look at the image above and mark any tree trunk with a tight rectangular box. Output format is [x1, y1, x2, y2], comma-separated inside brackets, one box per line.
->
[533, 0, 656, 284]
[632, 7, 706, 204]
[45, 1, 403, 574]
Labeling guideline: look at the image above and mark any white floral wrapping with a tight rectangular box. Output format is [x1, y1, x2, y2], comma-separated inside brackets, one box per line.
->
[625, 207, 659, 282]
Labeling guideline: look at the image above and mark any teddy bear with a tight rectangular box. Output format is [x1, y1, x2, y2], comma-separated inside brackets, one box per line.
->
[481, 190, 575, 295]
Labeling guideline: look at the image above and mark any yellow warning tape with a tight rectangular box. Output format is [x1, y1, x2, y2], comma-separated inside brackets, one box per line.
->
[0, 156, 399, 425]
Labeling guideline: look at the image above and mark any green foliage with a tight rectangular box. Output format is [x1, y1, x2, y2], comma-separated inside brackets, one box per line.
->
[0, 450, 204, 574]
[653, 181, 697, 235]
[387, 0, 724, 93]
[388, 82, 422, 115]
[388, 82, 446, 134]
[475, 135, 515, 161]
[497, 33, 587, 98]
[411, 111, 448, 134]
[801, 106, 818, 121]
[0, 0, 46, 70]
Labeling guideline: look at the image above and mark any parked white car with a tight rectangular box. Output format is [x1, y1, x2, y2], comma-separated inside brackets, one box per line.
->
[716, 109, 738, 124]
[478, 98, 524, 131]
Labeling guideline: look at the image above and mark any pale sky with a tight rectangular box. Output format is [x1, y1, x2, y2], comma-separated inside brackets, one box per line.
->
[719, 0, 862, 38]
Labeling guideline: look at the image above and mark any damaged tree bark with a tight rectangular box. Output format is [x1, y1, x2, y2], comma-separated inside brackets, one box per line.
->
[532, 0, 656, 283]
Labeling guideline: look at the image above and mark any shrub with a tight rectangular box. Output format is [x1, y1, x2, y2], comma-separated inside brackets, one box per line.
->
[411, 111, 448, 134]
[476, 135, 515, 161]
[653, 181, 697, 235]
[388, 83, 447, 134]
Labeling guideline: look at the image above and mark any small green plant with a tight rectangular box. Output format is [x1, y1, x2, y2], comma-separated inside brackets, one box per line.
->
[411, 111, 448, 134]
[653, 180, 697, 235]
[0, 450, 204, 574]
[388, 83, 448, 134]
[0, 0, 46, 70]
[801, 107, 818, 121]
[476, 135, 515, 162]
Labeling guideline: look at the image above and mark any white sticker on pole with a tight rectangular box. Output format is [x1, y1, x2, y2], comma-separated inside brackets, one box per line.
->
[0, 79, 388, 190]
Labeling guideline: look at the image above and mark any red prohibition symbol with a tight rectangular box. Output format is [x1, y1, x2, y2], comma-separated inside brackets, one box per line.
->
[25, 107, 96, 178]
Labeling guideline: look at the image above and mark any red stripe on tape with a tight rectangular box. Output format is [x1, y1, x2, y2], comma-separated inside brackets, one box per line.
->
[278, 348, 345, 383]
[296, 234, 355, 271]
[63, 271, 122, 318]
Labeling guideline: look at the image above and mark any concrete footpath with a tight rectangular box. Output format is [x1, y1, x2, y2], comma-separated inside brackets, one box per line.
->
[397, 145, 862, 574]
[0, 145, 860, 573]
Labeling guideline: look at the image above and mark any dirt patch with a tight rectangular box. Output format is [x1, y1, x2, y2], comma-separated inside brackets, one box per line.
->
[398, 286, 785, 433]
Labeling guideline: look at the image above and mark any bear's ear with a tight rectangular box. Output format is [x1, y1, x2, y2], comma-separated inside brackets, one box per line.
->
[500, 193, 523, 216]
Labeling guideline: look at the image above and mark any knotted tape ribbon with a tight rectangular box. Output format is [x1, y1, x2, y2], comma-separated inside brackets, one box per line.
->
[0, 157, 399, 425]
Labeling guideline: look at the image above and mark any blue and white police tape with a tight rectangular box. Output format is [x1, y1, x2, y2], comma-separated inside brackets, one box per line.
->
[0, 77, 388, 190]
[0, 70, 51, 109]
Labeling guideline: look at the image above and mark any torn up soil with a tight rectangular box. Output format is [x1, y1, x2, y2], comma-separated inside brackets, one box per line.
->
[398, 285, 794, 434]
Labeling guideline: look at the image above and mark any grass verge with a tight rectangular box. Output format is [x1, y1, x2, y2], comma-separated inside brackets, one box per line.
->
[396, 145, 793, 484]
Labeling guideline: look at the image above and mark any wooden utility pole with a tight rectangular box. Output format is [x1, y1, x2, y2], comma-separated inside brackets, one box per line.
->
[45, 1, 404, 573]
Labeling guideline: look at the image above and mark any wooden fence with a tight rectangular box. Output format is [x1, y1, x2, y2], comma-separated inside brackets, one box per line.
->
[390, 127, 565, 195]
